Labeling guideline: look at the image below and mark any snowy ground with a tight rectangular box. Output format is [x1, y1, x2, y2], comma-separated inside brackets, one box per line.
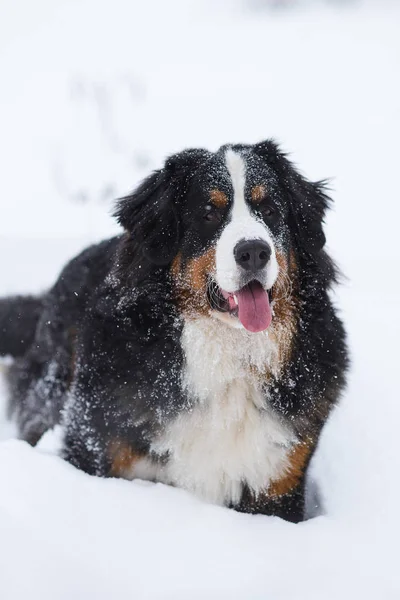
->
[0, 1, 400, 598]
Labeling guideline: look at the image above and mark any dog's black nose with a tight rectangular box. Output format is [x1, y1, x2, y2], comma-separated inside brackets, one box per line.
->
[234, 239, 271, 271]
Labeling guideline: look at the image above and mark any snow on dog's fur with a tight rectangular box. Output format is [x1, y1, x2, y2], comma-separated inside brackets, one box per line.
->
[0, 140, 348, 522]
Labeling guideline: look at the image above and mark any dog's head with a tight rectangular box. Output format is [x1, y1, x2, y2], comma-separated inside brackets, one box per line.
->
[115, 140, 330, 333]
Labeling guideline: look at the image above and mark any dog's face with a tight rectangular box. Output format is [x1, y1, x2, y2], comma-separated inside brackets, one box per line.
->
[172, 147, 289, 333]
[116, 140, 329, 333]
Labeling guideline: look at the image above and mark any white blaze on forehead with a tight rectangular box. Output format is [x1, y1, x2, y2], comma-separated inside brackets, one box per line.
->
[214, 149, 279, 294]
[225, 148, 247, 217]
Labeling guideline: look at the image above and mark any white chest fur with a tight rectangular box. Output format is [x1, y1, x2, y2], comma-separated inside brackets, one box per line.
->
[132, 317, 296, 506]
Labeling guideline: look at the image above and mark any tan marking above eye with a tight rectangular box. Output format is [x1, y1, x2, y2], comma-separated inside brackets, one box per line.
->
[210, 189, 228, 209]
[170, 248, 216, 318]
[265, 249, 298, 371]
[251, 185, 266, 204]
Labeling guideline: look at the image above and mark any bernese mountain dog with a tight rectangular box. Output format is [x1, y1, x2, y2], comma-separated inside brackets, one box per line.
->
[0, 140, 348, 523]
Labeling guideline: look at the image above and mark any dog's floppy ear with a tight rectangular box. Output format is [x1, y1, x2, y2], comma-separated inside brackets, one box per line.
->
[253, 140, 330, 254]
[115, 148, 210, 266]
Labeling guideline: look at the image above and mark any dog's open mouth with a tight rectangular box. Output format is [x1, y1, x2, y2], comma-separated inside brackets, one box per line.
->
[207, 279, 273, 333]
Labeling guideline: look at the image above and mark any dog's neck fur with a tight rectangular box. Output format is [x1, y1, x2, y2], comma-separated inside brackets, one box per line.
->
[181, 315, 281, 401]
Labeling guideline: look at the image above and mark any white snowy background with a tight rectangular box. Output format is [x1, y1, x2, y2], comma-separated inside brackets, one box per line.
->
[0, 0, 399, 598]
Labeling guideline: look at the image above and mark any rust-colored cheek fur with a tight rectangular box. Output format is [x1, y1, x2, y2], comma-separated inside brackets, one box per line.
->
[269, 249, 299, 368]
[171, 248, 216, 317]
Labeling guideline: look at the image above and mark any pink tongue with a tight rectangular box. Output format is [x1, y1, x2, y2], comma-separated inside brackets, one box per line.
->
[236, 281, 272, 333]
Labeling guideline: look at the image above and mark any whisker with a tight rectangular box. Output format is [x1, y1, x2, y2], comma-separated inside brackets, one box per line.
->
[272, 269, 293, 303]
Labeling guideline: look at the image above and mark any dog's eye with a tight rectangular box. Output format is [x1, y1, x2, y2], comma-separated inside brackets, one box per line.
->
[256, 204, 277, 221]
[262, 205, 275, 218]
[203, 204, 222, 223]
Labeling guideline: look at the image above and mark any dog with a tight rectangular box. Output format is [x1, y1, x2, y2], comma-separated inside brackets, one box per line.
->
[0, 140, 348, 522]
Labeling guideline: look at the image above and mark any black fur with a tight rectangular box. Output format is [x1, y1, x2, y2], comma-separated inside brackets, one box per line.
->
[1, 140, 348, 522]
[0, 296, 43, 357]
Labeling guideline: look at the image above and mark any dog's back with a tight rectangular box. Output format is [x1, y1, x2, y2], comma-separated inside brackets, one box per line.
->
[0, 296, 43, 358]
[2, 237, 120, 443]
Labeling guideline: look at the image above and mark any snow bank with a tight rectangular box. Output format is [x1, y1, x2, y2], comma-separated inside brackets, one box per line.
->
[0, 438, 397, 600]
[0, 0, 399, 598]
